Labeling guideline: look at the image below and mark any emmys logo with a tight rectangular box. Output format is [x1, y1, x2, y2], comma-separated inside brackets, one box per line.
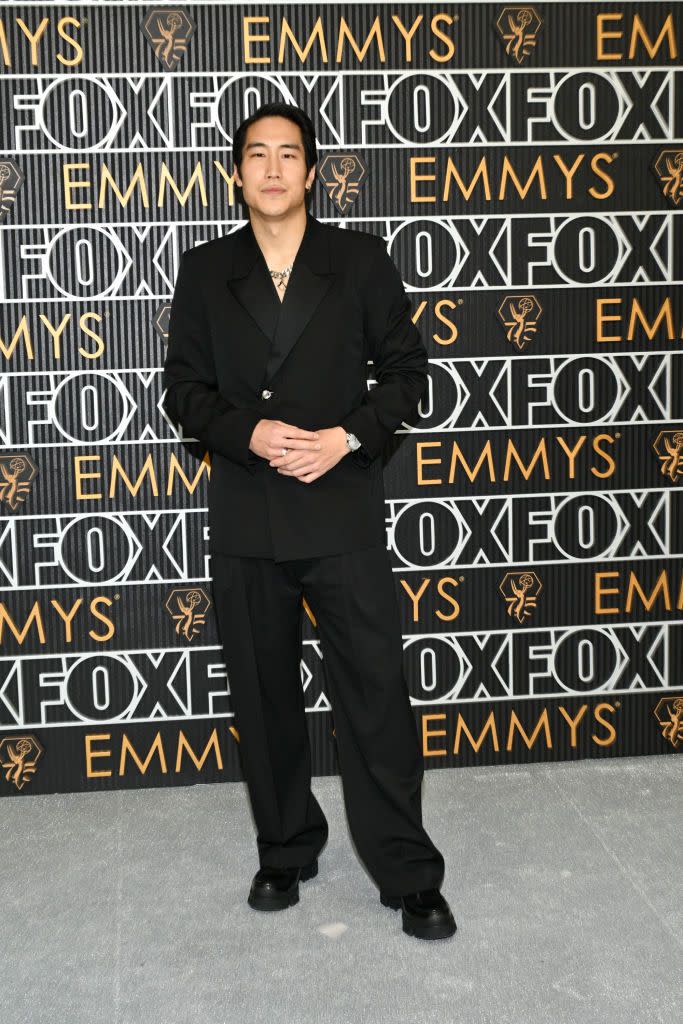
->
[141, 7, 196, 71]
[164, 587, 211, 641]
[153, 304, 171, 344]
[318, 154, 367, 214]
[652, 430, 683, 483]
[0, 454, 38, 511]
[0, 735, 43, 791]
[653, 697, 683, 749]
[652, 149, 683, 206]
[497, 294, 542, 351]
[499, 571, 542, 623]
[0, 159, 25, 222]
[495, 7, 542, 64]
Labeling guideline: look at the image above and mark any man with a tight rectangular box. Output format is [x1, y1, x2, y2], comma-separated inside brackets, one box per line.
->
[162, 101, 456, 941]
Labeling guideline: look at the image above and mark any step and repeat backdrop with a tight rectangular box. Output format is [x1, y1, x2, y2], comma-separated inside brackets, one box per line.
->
[0, 1, 682, 796]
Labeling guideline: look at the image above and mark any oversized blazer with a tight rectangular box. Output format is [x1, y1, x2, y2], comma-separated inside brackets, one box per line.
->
[161, 210, 429, 562]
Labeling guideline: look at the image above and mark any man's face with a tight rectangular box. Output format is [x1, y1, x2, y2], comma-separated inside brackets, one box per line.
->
[234, 115, 316, 219]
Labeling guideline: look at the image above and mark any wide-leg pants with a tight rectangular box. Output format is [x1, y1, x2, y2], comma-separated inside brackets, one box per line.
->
[210, 543, 445, 896]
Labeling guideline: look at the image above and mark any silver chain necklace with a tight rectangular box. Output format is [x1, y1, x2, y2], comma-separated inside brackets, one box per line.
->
[269, 262, 294, 291]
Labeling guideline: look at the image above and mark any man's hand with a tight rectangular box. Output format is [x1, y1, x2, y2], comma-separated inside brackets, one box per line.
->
[249, 418, 321, 464]
[262, 424, 349, 483]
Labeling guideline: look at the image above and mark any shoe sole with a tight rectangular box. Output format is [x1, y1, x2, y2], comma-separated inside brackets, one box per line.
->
[248, 887, 300, 912]
[247, 858, 318, 912]
[403, 918, 457, 940]
[380, 891, 457, 940]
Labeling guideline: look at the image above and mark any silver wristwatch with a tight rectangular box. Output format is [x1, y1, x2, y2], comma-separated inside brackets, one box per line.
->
[345, 431, 361, 452]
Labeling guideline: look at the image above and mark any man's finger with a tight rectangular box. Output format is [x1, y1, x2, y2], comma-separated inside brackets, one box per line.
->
[269, 439, 321, 457]
[277, 457, 319, 473]
[279, 424, 319, 440]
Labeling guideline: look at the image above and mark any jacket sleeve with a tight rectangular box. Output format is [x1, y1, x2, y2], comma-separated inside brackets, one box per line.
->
[162, 250, 263, 470]
[339, 236, 429, 467]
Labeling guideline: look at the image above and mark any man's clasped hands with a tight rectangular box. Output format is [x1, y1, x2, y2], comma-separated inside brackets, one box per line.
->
[249, 418, 350, 484]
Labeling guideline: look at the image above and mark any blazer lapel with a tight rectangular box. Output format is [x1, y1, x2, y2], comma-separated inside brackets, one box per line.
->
[226, 211, 335, 386]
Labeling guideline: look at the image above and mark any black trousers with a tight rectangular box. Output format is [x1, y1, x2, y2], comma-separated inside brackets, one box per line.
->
[210, 543, 445, 896]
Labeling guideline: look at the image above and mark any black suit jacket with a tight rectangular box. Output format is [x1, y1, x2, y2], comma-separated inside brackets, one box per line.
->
[162, 211, 428, 561]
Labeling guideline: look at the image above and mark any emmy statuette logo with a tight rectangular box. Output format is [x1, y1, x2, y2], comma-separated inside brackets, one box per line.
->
[653, 697, 683, 749]
[0, 159, 25, 222]
[0, 736, 44, 791]
[153, 304, 171, 344]
[497, 294, 542, 351]
[652, 149, 683, 206]
[495, 7, 543, 64]
[141, 7, 196, 71]
[164, 587, 211, 641]
[652, 431, 683, 483]
[499, 571, 542, 623]
[0, 455, 38, 511]
[318, 154, 368, 214]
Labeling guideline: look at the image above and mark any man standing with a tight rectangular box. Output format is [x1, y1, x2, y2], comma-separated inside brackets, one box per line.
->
[162, 102, 456, 941]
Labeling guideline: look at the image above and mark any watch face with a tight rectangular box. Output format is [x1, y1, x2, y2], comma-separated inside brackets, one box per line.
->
[347, 432, 361, 451]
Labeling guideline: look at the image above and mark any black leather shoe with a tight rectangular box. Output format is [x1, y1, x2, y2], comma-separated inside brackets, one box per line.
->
[247, 857, 318, 911]
[380, 887, 457, 940]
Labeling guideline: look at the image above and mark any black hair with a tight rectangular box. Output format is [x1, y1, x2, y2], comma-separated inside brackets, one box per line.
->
[232, 102, 318, 177]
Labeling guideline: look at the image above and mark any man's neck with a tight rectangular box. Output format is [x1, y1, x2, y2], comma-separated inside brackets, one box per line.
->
[249, 207, 308, 272]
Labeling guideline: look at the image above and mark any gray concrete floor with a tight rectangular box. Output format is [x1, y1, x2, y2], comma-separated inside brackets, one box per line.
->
[1, 754, 681, 1024]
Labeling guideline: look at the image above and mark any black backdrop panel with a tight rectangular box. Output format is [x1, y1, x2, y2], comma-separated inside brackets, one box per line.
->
[0, 2, 681, 796]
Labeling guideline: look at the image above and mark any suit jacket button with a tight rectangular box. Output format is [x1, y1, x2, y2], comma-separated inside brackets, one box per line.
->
[261, 389, 273, 399]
